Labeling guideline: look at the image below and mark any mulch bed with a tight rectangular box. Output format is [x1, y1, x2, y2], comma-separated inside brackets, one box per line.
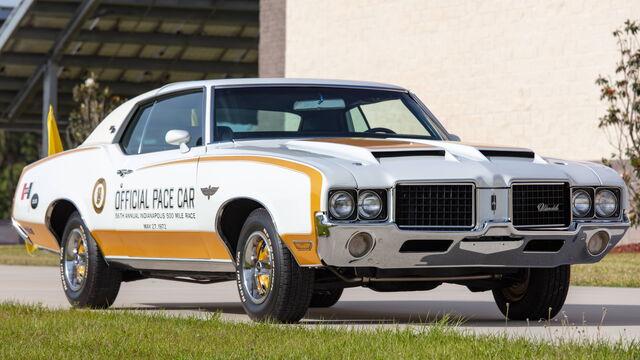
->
[611, 243, 640, 253]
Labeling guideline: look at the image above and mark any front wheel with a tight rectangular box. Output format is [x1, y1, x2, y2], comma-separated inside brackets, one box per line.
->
[492, 265, 570, 320]
[60, 212, 121, 308]
[236, 209, 314, 323]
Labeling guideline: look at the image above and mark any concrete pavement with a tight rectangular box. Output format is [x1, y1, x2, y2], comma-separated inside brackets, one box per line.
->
[1, 265, 639, 343]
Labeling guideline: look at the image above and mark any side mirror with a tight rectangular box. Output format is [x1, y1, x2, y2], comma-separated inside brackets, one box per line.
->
[448, 133, 461, 142]
[165, 129, 191, 153]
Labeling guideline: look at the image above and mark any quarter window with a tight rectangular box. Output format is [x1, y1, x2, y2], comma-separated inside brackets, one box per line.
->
[120, 104, 152, 155]
[120, 91, 204, 155]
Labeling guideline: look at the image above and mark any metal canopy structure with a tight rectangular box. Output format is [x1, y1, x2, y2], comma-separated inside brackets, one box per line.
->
[0, 0, 259, 150]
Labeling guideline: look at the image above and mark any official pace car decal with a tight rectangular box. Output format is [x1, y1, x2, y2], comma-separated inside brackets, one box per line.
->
[113, 185, 197, 230]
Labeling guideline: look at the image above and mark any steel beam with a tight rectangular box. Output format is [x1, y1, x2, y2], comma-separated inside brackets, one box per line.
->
[0, 0, 35, 52]
[2, 0, 100, 126]
[102, 0, 258, 11]
[32, 3, 258, 25]
[15, 27, 258, 49]
[0, 76, 162, 97]
[33, 0, 258, 12]
[0, 52, 42, 66]
[0, 91, 76, 106]
[96, 5, 258, 24]
[62, 55, 257, 74]
[0, 53, 257, 74]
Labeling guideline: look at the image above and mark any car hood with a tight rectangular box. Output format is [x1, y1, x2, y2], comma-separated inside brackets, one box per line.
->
[222, 137, 624, 189]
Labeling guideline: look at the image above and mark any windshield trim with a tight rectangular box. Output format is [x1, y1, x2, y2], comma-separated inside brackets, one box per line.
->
[211, 133, 444, 145]
[213, 83, 408, 92]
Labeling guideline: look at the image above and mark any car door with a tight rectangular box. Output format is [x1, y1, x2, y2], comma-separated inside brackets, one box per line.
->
[109, 89, 212, 265]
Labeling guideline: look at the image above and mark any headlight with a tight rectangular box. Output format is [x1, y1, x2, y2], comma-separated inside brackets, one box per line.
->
[595, 189, 618, 217]
[572, 190, 592, 217]
[357, 191, 382, 219]
[329, 191, 355, 219]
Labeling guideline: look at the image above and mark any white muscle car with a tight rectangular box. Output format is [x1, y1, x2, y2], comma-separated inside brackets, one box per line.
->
[11, 79, 629, 323]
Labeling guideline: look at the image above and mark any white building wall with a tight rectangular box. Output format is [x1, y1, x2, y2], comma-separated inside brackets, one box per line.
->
[285, 0, 640, 161]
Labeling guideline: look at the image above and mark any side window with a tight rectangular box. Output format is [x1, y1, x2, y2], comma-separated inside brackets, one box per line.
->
[120, 91, 204, 155]
[120, 104, 153, 155]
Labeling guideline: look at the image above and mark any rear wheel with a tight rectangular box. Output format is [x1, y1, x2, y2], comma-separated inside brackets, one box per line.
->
[60, 212, 121, 308]
[492, 266, 570, 320]
[235, 209, 314, 323]
[309, 288, 343, 308]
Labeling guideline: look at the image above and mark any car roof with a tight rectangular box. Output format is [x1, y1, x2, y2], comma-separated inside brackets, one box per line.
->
[82, 78, 410, 147]
[155, 78, 408, 94]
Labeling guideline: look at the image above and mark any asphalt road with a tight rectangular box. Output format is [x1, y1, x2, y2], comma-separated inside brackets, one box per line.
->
[1, 265, 639, 343]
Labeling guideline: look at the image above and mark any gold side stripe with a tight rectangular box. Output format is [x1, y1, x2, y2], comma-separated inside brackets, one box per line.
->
[137, 155, 324, 266]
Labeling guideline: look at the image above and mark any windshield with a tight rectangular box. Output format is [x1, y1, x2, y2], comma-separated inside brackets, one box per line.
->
[212, 87, 443, 141]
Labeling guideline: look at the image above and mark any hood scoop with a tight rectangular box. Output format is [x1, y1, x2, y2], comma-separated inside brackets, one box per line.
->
[372, 149, 446, 159]
[480, 149, 535, 159]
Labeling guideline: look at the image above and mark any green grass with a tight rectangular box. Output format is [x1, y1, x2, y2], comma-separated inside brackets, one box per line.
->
[0, 303, 636, 360]
[0, 245, 639, 287]
[572, 253, 640, 287]
[0, 245, 58, 266]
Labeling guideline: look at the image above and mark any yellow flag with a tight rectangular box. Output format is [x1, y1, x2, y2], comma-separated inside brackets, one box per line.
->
[47, 105, 64, 156]
[24, 241, 38, 255]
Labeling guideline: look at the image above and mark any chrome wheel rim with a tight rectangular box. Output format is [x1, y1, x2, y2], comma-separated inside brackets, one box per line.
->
[241, 231, 274, 304]
[64, 228, 88, 292]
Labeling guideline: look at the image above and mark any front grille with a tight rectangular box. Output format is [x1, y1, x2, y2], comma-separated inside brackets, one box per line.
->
[395, 184, 474, 230]
[511, 183, 570, 228]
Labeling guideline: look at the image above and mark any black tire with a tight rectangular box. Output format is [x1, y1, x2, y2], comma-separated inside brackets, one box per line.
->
[309, 288, 343, 308]
[59, 212, 121, 308]
[235, 209, 314, 323]
[492, 265, 570, 321]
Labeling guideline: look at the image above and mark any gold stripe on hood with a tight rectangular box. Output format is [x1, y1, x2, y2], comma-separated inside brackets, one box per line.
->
[304, 138, 437, 150]
[451, 141, 531, 151]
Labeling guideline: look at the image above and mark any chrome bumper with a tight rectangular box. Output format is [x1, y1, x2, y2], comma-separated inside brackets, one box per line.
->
[11, 218, 33, 245]
[315, 213, 629, 268]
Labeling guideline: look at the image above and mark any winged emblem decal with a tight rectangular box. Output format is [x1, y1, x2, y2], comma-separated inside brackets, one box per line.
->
[116, 169, 133, 177]
[201, 185, 219, 199]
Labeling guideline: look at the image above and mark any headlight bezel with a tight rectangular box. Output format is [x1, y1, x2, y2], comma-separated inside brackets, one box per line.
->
[571, 186, 621, 221]
[328, 188, 387, 222]
[594, 188, 620, 219]
[357, 190, 386, 220]
[571, 188, 593, 218]
[328, 190, 356, 220]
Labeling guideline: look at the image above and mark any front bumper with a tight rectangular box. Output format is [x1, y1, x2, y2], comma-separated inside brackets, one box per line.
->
[315, 213, 629, 268]
[11, 218, 33, 245]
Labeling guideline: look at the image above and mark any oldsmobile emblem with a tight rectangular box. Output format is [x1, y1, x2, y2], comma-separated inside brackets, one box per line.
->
[92, 178, 107, 213]
[537, 203, 560, 212]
